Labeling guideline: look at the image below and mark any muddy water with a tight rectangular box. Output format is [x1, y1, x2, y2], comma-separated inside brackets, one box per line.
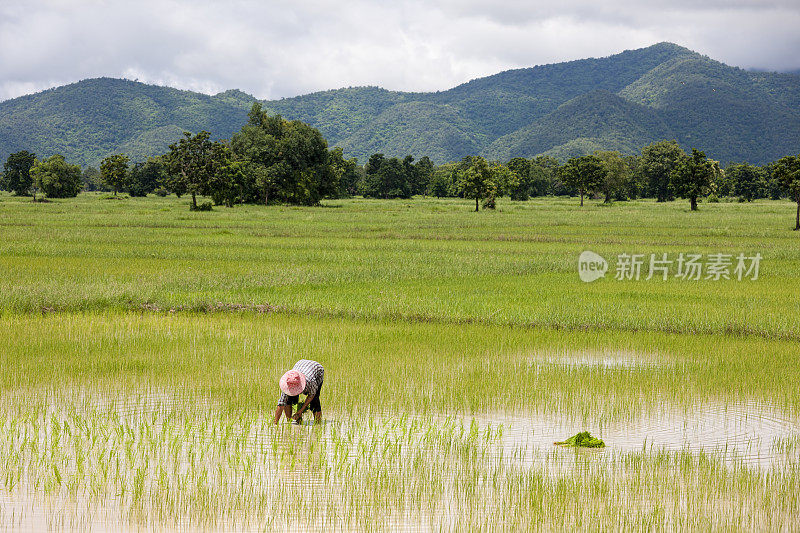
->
[525, 348, 669, 370]
[470, 400, 800, 469]
[2, 391, 799, 531]
[67, 389, 800, 470]
[41, 388, 800, 470]
[0, 493, 129, 533]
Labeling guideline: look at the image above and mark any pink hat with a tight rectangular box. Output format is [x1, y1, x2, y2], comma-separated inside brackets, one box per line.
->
[279, 370, 306, 396]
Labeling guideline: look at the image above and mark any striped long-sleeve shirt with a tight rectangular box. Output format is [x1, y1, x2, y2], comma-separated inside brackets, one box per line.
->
[277, 359, 325, 405]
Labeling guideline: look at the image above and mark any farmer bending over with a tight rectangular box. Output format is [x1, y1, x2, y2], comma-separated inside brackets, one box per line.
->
[273, 359, 324, 424]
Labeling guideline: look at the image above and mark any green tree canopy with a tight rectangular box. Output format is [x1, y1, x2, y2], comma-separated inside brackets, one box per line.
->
[128, 157, 168, 197]
[458, 156, 496, 211]
[82, 166, 105, 192]
[506, 157, 532, 200]
[595, 150, 630, 203]
[329, 147, 361, 198]
[363, 156, 411, 199]
[208, 148, 248, 208]
[230, 103, 335, 205]
[429, 164, 456, 198]
[491, 162, 517, 200]
[164, 131, 225, 209]
[100, 154, 130, 195]
[640, 140, 685, 202]
[774, 155, 800, 230]
[726, 163, 765, 201]
[414, 156, 434, 196]
[30, 154, 82, 199]
[558, 154, 605, 206]
[531, 155, 559, 197]
[670, 148, 715, 211]
[2, 150, 36, 195]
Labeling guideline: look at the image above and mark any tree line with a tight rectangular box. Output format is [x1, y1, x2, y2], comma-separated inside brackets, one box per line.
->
[2, 104, 800, 228]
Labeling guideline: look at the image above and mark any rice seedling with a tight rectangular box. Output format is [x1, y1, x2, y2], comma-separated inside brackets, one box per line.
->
[0, 389, 797, 530]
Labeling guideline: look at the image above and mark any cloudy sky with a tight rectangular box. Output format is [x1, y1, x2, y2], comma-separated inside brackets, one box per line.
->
[1, 0, 799, 102]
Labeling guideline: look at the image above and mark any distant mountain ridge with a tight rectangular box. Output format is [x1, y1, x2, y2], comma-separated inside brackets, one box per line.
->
[1, 42, 799, 166]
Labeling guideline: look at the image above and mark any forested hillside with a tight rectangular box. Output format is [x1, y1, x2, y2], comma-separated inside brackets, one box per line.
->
[0, 78, 253, 166]
[484, 90, 676, 161]
[1, 42, 799, 166]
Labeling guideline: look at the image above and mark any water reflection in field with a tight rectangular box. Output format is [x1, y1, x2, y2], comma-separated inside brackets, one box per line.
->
[475, 400, 799, 470]
[0, 390, 798, 531]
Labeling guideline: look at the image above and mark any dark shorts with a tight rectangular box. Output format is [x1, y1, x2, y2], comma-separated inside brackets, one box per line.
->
[285, 381, 323, 413]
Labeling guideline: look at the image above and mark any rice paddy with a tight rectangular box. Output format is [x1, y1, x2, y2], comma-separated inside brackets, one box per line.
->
[1, 192, 799, 529]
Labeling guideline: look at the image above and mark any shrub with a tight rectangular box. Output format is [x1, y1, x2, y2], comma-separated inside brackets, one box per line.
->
[190, 201, 213, 211]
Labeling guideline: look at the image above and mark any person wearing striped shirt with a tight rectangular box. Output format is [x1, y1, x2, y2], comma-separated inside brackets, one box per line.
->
[273, 359, 325, 424]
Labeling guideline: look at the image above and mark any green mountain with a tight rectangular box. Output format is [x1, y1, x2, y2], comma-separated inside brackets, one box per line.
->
[484, 90, 676, 162]
[1, 43, 799, 166]
[267, 42, 692, 161]
[0, 78, 254, 167]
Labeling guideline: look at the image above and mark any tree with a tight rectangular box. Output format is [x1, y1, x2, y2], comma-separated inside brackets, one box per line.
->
[429, 167, 453, 198]
[209, 155, 248, 207]
[774, 155, 800, 230]
[2, 151, 36, 195]
[362, 154, 411, 199]
[595, 150, 629, 203]
[163, 166, 187, 197]
[414, 156, 434, 196]
[329, 148, 361, 198]
[231, 115, 278, 204]
[531, 156, 559, 197]
[230, 103, 335, 205]
[364, 153, 385, 177]
[402, 155, 417, 195]
[29, 155, 82, 199]
[255, 162, 278, 205]
[365, 157, 411, 199]
[491, 163, 517, 199]
[640, 140, 685, 202]
[164, 131, 223, 209]
[726, 163, 765, 201]
[458, 156, 495, 211]
[762, 162, 784, 201]
[670, 148, 715, 211]
[127, 157, 167, 197]
[506, 157, 531, 200]
[623, 155, 644, 199]
[99, 154, 130, 195]
[558, 155, 605, 206]
[82, 166, 105, 192]
[275, 120, 336, 204]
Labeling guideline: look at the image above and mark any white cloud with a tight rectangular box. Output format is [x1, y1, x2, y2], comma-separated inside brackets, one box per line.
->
[0, 0, 798, 102]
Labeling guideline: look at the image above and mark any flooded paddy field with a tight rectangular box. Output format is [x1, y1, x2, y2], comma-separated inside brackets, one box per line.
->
[1, 394, 798, 530]
[0, 311, 799, 530]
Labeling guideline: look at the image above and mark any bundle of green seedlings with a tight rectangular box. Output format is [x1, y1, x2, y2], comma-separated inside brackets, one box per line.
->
[554, 431, 606, 448]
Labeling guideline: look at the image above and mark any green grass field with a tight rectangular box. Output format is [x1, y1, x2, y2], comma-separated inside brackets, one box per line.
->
[0, 193, 798, 529]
